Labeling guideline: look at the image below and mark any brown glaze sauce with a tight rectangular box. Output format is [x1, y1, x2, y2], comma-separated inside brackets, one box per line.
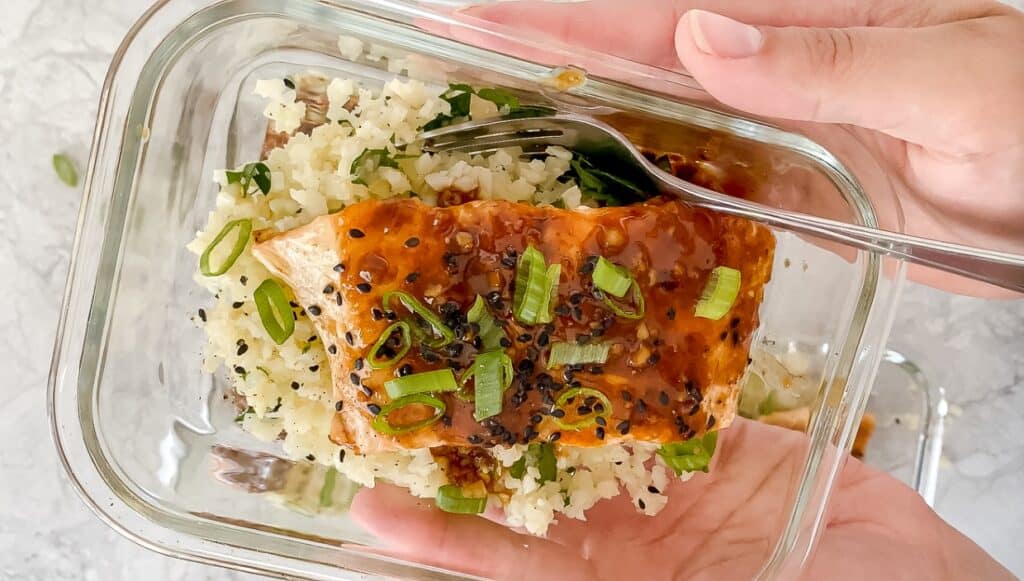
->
[333, 196, 775, 449]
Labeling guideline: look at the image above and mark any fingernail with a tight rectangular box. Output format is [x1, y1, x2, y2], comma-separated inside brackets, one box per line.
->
[687, 10, 763, 58]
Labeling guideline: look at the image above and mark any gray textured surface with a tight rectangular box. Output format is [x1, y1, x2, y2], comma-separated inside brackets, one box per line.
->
[0, 0, 1021, 579]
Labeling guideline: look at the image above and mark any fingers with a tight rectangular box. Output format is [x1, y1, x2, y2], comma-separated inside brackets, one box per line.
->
[349, 483, 593, 580]
[457, 0, 981, 65]
[673, 9, 1018, 147]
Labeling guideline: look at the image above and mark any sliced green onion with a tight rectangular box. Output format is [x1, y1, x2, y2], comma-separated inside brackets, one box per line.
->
[599, 280, 645, 320]
[384, 369, 459, 399]
[658, 431, 719, 475]
[382, 291, 455, 348]
[534, 443, 557, 483]
[536, 263, 561, 324]
[553, 387, 613, 431]
[592, 257, 632, 298]
[435, 484, 486, 514]
[52, 153, 78, 187]
[319, 467, 337, 507]
[472, 350, 514, 421]
[695, 266, 741, 320]
[371, 393, 446, 435]
[476, 87, 520, 110]
[467, 295, 505, 350]
[513, 246, 560, 325]
[199, 219, 252, 277]
[368, 321, 411, 370]
[253, 279, 295, 344]
[546, 342, 610, 369]
[509, 443, 556, 483]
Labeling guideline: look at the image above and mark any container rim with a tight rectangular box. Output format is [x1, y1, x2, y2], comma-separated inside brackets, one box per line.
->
[48, 0, 902, 579]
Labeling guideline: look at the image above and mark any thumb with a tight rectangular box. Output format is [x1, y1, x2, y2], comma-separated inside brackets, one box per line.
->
[674, 9, 955, 143]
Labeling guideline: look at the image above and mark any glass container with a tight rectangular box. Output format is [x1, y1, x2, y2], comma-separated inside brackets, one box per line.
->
[49, 0, 907, 578]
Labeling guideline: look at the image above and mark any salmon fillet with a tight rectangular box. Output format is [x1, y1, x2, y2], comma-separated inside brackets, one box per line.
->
[252, 197, 775, 453]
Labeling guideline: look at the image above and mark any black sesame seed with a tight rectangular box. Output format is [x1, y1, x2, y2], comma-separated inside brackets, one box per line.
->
[570, 292, 583, 305]
[517, 333, 533, 343]
[371, 308, 384, 320]
[361, 385, 373, 397]
[240, 276, 248, 285]
[593, 403, 605, 414]
[595, 426, 605, 440]
[578, 261, 596, 275]
[586, 365, 604, 375]
[404, 237, 420, 248]
[638, 499, 646, 510]
[577, 405, 592, 415]
[549, 432, 561, 442]
[648, 352, 661, 365]
[595, 416, 607, 427]
[349, 228, 365, 238]
[530, 414, 542, 424]
[405, 272, 420, 283]
[636, 399, 647, 414]
[323, 284, 335, 295]
[367, 404, 381, 415]
[197, 308, 207, 322]
[309, 365, 320, 372]
[707, 415, 717, 429]
[353, 357, 364, 370]
[537, 332, 550, 347]
[335, 401, 344, 411]
[551, 408, 566, 418]
[308, 305, 322, 316]
[232, 301, 244, 309]
[647, 485, 660, 494]
[517, 359, 534, 373]
[386, 310, 398, 321]
[291, 381, 300, 390]
[339, 449, 346, 462]
[234, 365, 246, 375]
[335, 293, 343, 306]
[398, 363, 413, 377]
[667, 307, 676, 321]
[356, 283, 372, 293]
[345, 331, 355, 345]
[617, 420, 631, 435]
[499, 337, 512, 348]
[486, 291, 503, 305]
[333, 263, 346, 273]
[659, 391, 670, 406]
[236, 343, 249, 356]
[283, 77, 295, 89]
[306, 454, 316, 461]
[467, 435, 483, 444]
[350, 373, 361, 385]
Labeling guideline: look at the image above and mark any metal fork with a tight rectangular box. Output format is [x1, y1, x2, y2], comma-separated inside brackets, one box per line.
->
[420, 113, 1024, 293]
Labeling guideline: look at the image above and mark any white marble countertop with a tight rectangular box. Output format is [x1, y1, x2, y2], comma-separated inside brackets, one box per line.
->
[1, 0, 1021, 579]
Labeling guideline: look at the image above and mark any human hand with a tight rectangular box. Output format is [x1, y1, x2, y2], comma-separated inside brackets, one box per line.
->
[350, 419, 1011, 579]
[443, 0, 1024, 297]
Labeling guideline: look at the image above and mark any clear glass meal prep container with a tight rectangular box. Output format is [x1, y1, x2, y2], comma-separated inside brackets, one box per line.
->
[49, 0, 911, 578]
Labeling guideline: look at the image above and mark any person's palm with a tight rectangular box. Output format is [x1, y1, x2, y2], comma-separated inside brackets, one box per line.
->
[351, 420, 980, 580]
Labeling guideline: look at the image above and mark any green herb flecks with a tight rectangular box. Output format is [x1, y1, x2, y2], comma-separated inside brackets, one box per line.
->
[225, 162, 272, 196]
[350, 148, 399, 185]
[567, 153, 649, 206]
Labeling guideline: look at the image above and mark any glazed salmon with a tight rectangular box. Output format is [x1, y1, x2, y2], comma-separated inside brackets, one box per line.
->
[252, 197, 775, 453]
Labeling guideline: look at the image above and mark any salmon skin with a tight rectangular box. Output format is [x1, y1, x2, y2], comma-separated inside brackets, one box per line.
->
[253, 197, 775, 453]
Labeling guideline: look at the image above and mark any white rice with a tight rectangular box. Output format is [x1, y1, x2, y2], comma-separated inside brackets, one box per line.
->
[189, 74, 689, 535]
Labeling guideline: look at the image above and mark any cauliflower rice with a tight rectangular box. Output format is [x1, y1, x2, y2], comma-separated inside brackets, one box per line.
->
[188, 73, 688, 535]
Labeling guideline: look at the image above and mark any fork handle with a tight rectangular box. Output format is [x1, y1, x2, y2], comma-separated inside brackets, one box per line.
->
[654, 173, 1024, 293]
